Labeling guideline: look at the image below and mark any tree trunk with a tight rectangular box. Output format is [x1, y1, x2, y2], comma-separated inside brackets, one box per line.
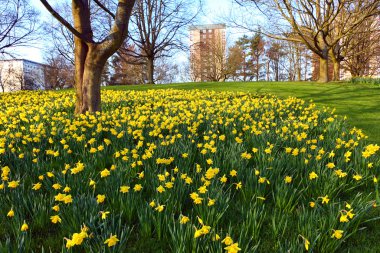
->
[330, 56, 341, 81]
[147, 57, 154, 84]
[333, 60, 340, 81]
[80, 65, 103, 112]
[304, 57, 308, 80]
[243, 63, 247, 81]
[41, 0, 135, 113]
[75, 45, 107, 113]
[296, 46, 301, 81]
[256, 58, 259, 81]
[296, 67, 301, 81]
[350, 62, 360, 77]
[275, 61, 279, 81]
[329, 48, 341, 81]
[73, 40, 87, 113]
[318, 56, 329, 83]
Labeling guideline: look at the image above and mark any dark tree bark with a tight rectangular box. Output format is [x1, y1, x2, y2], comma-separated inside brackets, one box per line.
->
[274, 62, 279, 81]
[40, 0, 136, 113]
[146, 57, 155, 85]
[44, 53, 74, 89]
[255, 57, 259, 81]
[295, 46, 301, 81]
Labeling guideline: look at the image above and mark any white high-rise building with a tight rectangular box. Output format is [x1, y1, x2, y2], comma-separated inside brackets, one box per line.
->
[0, 59, 47, 92]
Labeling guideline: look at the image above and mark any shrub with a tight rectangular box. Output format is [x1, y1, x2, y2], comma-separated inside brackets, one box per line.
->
[349, 77, 380, 86]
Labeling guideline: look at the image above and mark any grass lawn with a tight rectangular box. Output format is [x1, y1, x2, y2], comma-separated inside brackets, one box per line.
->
[106, 81, 380, 145]
[1, 83, 378, 252]
[106, 81, 380, 252]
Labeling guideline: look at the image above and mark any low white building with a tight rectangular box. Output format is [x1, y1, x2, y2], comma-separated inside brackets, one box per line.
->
[0, 59, 47, 92]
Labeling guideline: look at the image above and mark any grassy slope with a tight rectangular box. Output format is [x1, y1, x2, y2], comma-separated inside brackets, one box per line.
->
[106, 81, 380, 252]
[106, 81, 380, 145]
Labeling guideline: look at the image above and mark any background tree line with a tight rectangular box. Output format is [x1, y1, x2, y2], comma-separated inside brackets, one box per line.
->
[231, 0, 380, 82]
[40, 0, 380, 85]
[2, 0, 380, 90]
[197, 30, 312, 82]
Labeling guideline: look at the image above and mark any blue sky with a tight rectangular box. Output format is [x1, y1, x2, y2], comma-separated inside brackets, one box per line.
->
[12, 0, 248, 63]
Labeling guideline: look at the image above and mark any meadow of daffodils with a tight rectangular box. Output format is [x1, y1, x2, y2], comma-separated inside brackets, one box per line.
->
[0, 89, 379, 252]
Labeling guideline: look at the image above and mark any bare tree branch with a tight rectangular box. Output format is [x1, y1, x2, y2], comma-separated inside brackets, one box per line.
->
[39, 0, 93, 43]
[41, 0, 136, 112]
[126, 0, 201, 83]
[0, 0, 39, 56]
[93, 0, 116, 19]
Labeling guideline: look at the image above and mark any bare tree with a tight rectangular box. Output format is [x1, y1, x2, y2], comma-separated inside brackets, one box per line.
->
[44, 1, 115, 87]
[126, 0, 200, 84]
[342, 21, 380, 77]
[155, 58, 179, 84]
[111, 44, 146, 85]
[0, 0, 39, 56]
[234, 0, 380, 82]
[40, 0, 136, 113]
[7, 64, 22, 91]
[189, 54, 201, 82]
[332, 14, 380, 79]
[178, 61, 191, 82]
[44, 53, 74, 90]
[44, 4, 75, 65]
[43, 0, 117, 65]
[0, 61, 22, 91]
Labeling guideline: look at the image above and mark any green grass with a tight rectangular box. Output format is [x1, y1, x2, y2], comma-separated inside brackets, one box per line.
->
[350, 77, 380, 86]
[106, 81, 380, 252]
[106, 81, 380, 144]
[1, 83, 379, 252]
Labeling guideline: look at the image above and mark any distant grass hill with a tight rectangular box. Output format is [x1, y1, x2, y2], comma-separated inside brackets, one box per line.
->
[106, 81, 380, 144]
